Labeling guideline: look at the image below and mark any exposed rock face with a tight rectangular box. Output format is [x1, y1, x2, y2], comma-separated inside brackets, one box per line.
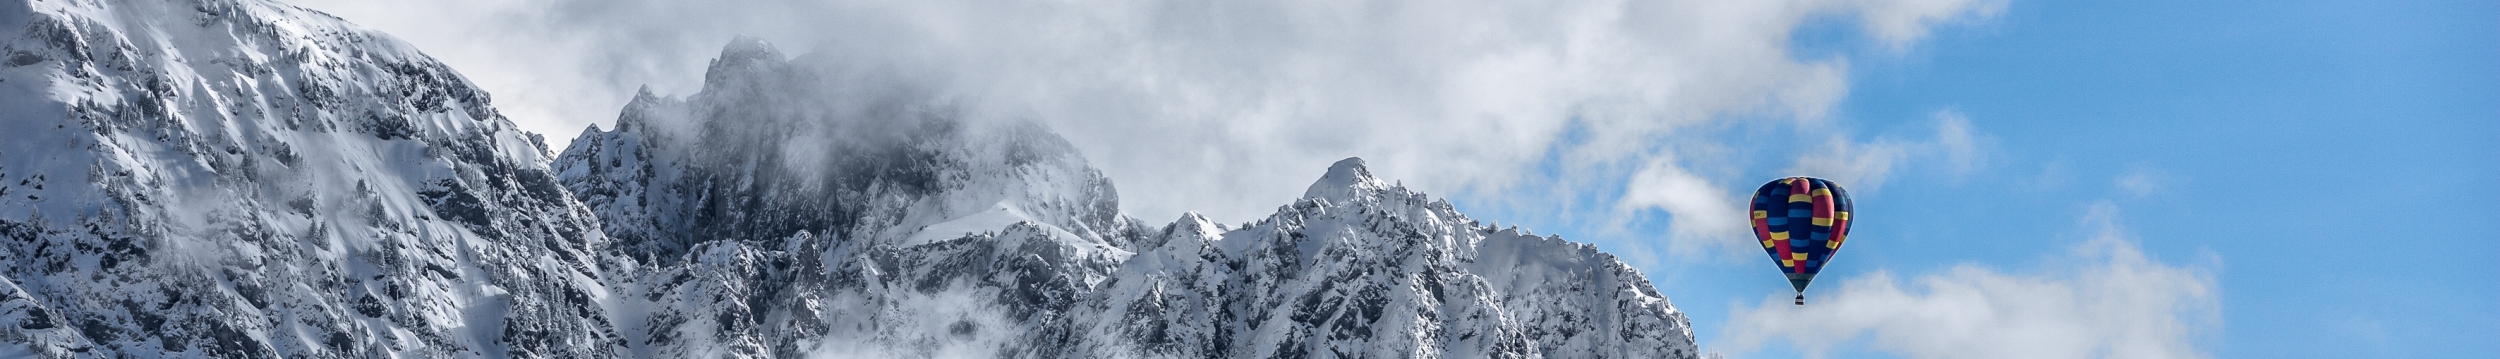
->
[552, 40, 1698, 357]
[1069, 158, 1698, 358]
[0, 0, 1699, 358]
[552, 37, 1136, 267]
[551, 38, 1145, 358]
[0, 0, 620, 357]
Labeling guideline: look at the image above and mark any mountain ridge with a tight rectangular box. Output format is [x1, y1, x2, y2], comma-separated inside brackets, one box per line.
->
[0, 1, 1700, 358]
[0, 0, 620, 357]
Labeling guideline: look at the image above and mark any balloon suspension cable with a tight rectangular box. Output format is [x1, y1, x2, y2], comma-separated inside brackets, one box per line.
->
[1794, 293, 1805, 306]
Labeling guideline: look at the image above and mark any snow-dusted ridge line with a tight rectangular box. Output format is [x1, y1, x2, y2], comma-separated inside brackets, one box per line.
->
[554, 36, 1698, 357]
[1065, 157, 1698, 358]
[0, 0, 614, 357]
[0, 0, 1697, 357]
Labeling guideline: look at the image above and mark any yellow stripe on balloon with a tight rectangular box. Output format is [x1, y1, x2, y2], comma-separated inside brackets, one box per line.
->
[1837, 211, 1849, 220]
[1753, 211, 1768, 219]
[1812, 217, 1832, 226]
[1770, 231, 1789, 240]
[1791, 253, 1808, 260]
[1790, 194, 1811, 202]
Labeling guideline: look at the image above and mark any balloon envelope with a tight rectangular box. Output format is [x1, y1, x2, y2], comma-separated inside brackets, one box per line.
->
[1749, 177, 1854, 293]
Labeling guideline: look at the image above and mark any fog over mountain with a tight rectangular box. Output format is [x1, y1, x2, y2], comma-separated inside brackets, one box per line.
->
[555, 37, 1697, 359]
[0, 0, 1697, 357]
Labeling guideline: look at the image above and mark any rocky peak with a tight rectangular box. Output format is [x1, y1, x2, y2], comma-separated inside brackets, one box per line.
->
[699, 36, 793, 97]
[710, 35, 785, 71]
[1303, 156, 1390, 202]
[1068, 158, 1699, 358]
[717, 36, 783, 63]
[556, 38, 1140, 265]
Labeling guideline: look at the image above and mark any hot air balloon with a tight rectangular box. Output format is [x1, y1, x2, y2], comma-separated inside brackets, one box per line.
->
[1750, 177, 1854, 305]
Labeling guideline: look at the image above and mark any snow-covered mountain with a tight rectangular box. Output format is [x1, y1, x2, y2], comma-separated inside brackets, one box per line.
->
[0, 0, 1698, 358]
[553, 38, 1140, 266]
[552, 38, 1697, 358]
[0, 0, 620, 357]
[552, 37, 1147, 358]
[1067, 158, 1698, 358]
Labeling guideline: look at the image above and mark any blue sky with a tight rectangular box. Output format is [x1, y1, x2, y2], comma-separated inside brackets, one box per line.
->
[1454, 0, 2497, 357]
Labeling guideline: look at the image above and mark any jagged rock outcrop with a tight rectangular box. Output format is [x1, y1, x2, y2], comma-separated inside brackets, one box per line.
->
[1068, 158, 1698, 358]
[552, 38, 1144, 358]
[552, 37, 1138, 266]
[0, 0, 620, 357]
[551, 38, 1697, 358]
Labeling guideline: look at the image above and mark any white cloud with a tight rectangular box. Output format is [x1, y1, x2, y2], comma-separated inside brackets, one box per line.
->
[285, 0, 2005, 224]
[1781, 109, 1994, 191]
[1851, 0, 2012, 49]
[1934, 110, 1986, 177]
[1717, 202, 2220, 359]
[1620, 154, 1749, 258]
[1608, 110, 1996, 263]
[2113, 164, 2183, 198]
[1783, 134, 1918, 191]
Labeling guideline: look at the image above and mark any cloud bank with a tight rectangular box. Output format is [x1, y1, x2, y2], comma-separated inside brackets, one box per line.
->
[1717, 203, 2221, 359]
[288, 0, 2005, 226]
[1616, 110, 1993, 260]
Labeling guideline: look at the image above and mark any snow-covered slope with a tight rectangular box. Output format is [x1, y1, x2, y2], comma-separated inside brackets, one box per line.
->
[552, 38, 1139, 266]
[1069, 158, 1698, 358]
[0, 0, 1699, 357]
[552, 39, 1700, 359]
[0, 0, 620, 357]
[551, 39, 1145, 358]
[551, 38, 1696, 358]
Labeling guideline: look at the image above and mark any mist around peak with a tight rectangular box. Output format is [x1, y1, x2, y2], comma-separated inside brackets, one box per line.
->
[548, 37, 1701, 358]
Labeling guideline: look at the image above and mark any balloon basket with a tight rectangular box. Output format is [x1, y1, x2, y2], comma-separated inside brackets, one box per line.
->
[1794, 294, 1805, 306]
